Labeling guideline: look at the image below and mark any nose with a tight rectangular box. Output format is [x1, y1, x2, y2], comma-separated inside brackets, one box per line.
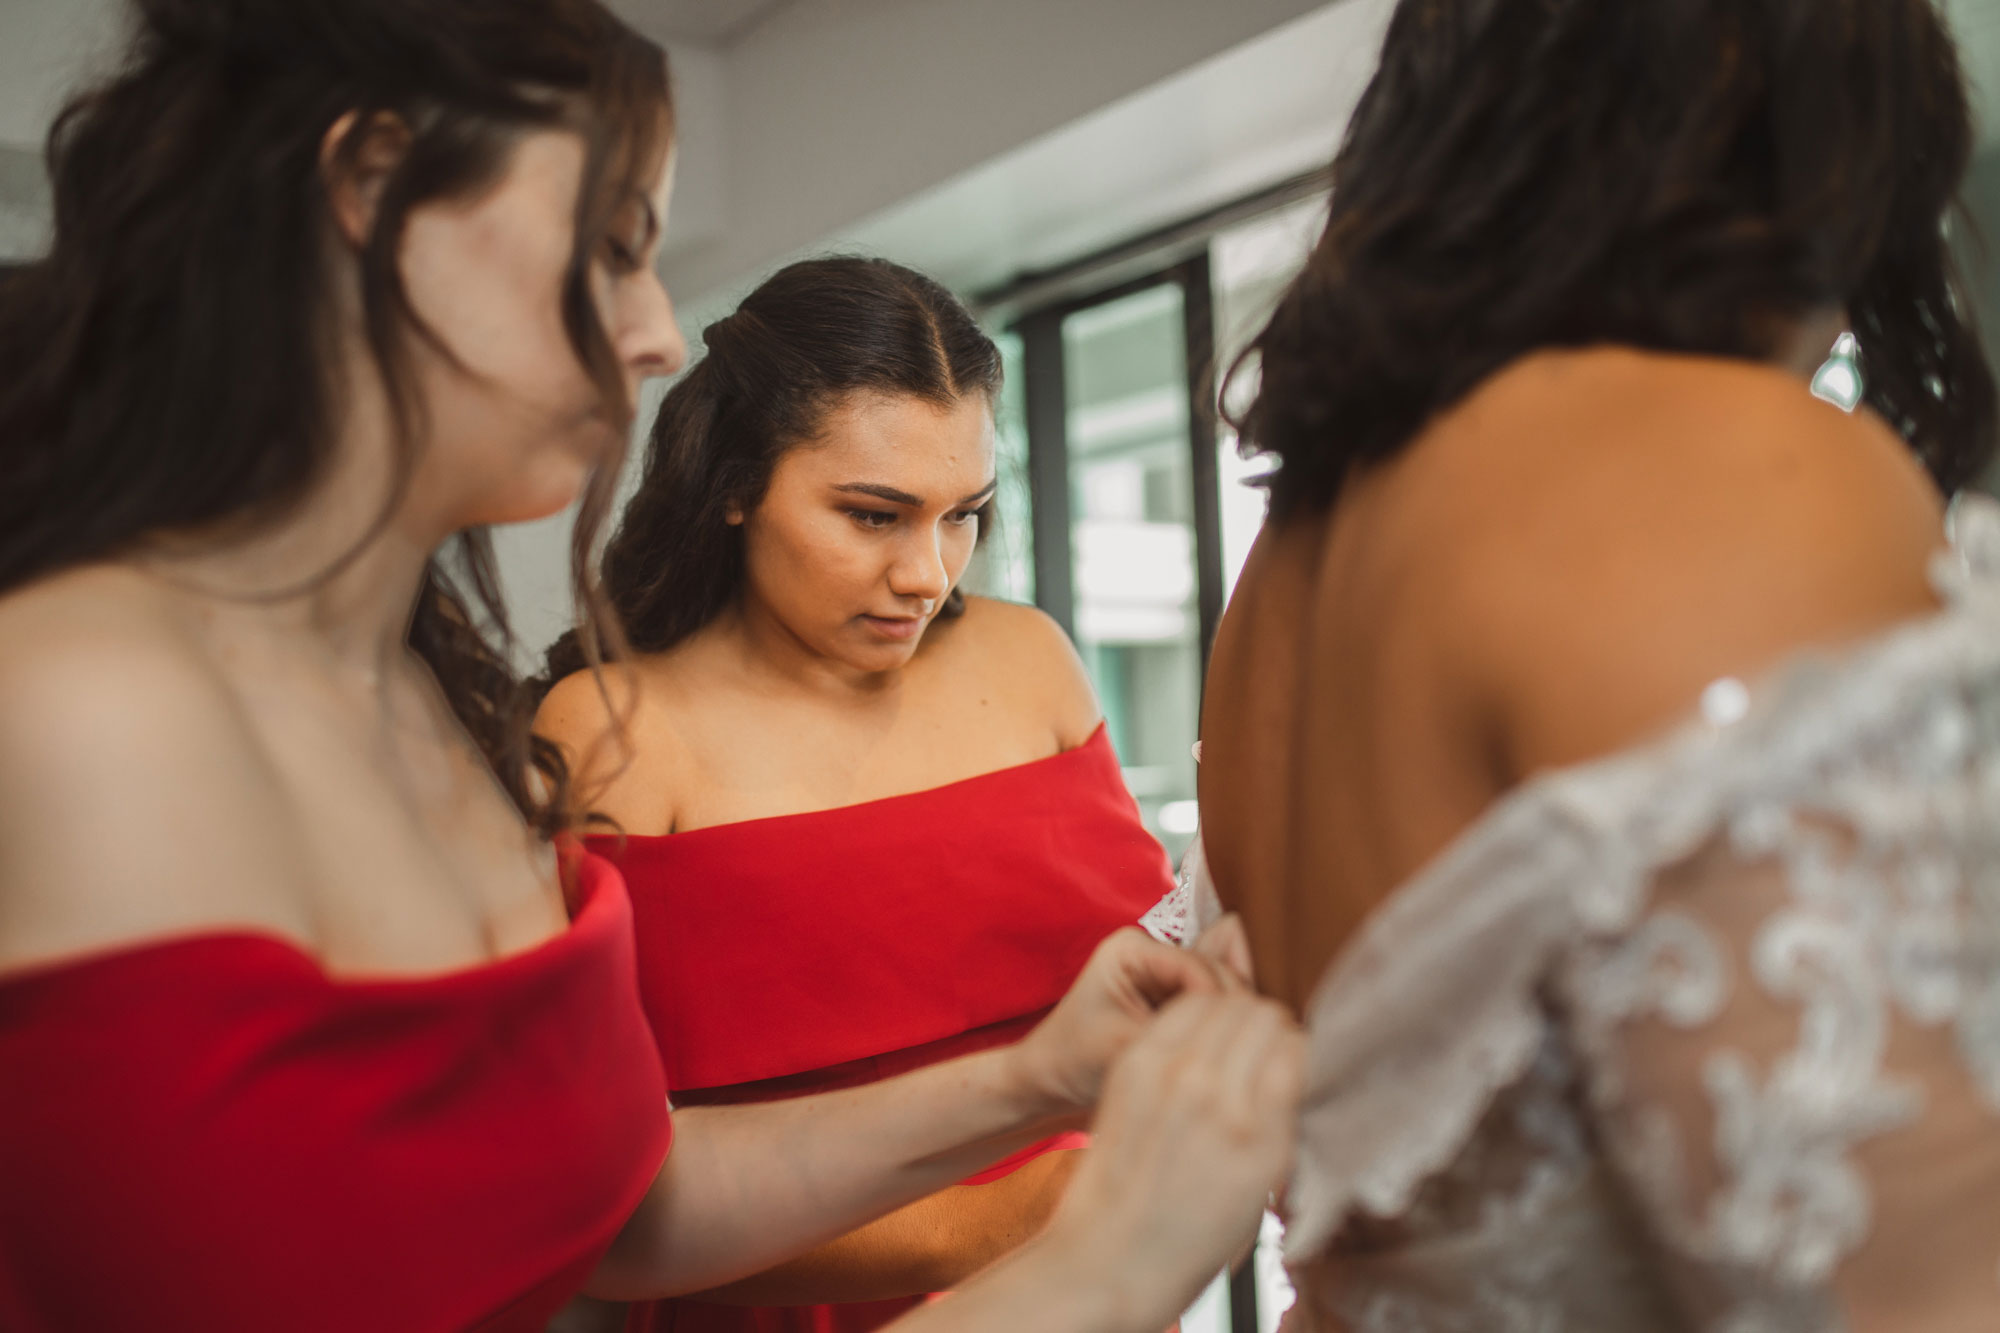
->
[621, 271, 687, 382]
[887, 527, 950, 607]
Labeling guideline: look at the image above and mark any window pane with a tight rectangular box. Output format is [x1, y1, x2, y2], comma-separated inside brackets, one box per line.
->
[1210, 197, 1326, 601]
[1062, 284, 1200, 860]
[962, 329, 1036, 604]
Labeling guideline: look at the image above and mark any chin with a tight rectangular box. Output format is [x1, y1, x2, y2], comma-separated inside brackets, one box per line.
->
[836, 637, 923, 674]
[474, 488, 584, 530]
[477, 457, 594, 528]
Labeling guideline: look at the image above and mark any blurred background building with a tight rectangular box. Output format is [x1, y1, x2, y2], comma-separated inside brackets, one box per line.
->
[5, 1, 2000, 1326]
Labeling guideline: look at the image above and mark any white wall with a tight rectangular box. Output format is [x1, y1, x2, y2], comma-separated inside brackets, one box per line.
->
[0, 0, 124, 260]
[0, 145, 50, 259]
[0, 0, 124, 153]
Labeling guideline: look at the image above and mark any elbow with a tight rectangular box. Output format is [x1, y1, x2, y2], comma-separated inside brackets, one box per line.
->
[919, 1158, 1078, 1290]
[586, 1222, 678, 1303]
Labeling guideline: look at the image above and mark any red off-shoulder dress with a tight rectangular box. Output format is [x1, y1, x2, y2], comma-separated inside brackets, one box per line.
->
[0, 850, 673, 1332]
[589, 723, 1178, 1333]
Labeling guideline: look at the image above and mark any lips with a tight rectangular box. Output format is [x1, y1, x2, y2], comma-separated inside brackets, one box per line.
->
[860, 614, 926, 641]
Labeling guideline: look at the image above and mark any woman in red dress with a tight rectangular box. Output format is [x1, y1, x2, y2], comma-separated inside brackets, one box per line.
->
[536, 258, 1198, 1332]
[0, 2, 1299, 1329]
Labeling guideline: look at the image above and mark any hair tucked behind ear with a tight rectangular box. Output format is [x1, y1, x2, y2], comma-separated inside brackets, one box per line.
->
[541, 256, 1001, 687]
[1231, 0, 1994, 523]
[0, 0, 671, 837]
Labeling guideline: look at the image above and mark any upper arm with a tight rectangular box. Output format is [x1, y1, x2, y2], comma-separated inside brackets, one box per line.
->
[532, 667, 638, 790]
[957, 598, 1102, 750]
[1433, 363, 1946, 778]
[0, 593, 311, 970]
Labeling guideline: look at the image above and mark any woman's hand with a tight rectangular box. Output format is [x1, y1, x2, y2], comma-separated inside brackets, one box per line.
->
[1008, 927, 1236, 1121]
[888, 988, 1303, 1333]
[1040, 990, 1304, 1329]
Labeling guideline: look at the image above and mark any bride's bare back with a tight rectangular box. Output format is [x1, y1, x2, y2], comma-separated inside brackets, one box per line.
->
[1199, 347, 1946, 1013]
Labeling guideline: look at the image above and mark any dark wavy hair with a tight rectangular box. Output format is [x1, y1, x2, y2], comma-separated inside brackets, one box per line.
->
[541, 256, 1002, 685]
[0, 0, 671, 837]
[1232, 0, 1996, 521]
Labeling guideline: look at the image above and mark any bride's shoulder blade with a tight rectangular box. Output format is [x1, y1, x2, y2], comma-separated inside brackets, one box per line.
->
[1406, 344, 1948, 780]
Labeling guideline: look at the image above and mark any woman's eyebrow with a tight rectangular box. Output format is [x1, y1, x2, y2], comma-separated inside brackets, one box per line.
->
[832, 480, 999, 507]
[833, 482, 922, 506]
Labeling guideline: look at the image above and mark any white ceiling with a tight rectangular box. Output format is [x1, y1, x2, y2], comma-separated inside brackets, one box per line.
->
[607, 0, 792, 45]
[0, 0, 789, 152]
[820, 0, 1388, 306]
[3, 0, 1997, 150]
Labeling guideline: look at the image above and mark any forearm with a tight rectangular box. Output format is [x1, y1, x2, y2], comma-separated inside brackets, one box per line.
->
[594, 1045, 1071, 1299]
[686, 1201, 959, 1306]
[690, 1150, 1080, 1305]
[879, 1227, 1152, 1333]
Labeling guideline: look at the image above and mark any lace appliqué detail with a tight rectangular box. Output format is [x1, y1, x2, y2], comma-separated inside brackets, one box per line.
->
[1570, 683, 2000, 1320]
[1139, 873, 1195, 945]
[1142, 827, 1226, 945]
[1283, 495, 2000, 1331]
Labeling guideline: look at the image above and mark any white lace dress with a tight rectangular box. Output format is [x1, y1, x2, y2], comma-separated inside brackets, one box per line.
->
[1178, 494, 2000, 1333]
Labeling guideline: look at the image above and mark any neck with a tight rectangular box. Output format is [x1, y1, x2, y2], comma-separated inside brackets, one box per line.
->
[138, 389, 457, 696]
[722, 595, 907, 702]
[152, 520, 436, 689]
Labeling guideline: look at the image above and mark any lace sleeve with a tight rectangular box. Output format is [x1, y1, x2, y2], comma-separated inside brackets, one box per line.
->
[1278, 496, 2000, 1306]
[1560, 698, 2000, 1331]
[1140, 828, 1228, 945]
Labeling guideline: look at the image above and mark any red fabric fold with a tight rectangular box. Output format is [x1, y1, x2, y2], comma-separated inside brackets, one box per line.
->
[591, 724, 1175, 1093]
[592, 725, 1176, 1333]
[0, 853, 672, 1333]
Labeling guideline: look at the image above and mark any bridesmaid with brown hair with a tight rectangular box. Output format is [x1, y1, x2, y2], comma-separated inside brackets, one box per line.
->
[538, 257, 1197, 1332]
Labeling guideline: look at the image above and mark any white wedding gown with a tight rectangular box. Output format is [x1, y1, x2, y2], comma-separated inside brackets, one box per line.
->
[1162, 493, 2000, 1332]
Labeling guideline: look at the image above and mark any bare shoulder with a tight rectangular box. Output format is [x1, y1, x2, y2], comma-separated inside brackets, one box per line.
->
[934, 596, 1102, 748]
[533, 660, 686, 832]
[0, 567, 311, 972]
[1401, 347, 1946, 775]
[534, 664, 647, 778]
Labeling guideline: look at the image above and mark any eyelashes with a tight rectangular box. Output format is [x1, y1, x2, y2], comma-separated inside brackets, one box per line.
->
[600, 238, 644, 273]
[842, 508, 983, 531]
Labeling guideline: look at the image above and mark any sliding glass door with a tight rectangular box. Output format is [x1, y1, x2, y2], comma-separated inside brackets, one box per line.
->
[997, 199, 1326, 1333]
[1014, 259, 1222, 863]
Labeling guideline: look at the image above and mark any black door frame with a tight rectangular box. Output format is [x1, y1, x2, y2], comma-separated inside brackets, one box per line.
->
[1010, 248, 1260, 1333]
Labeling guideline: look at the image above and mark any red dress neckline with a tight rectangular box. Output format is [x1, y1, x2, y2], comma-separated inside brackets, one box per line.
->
[608, 721, 1111, 843]
[599, 723, 1172, 1333]
[589, 722, 1171, 1090]
[0, 841, 621, 993]
[0, 850, 672, 1333]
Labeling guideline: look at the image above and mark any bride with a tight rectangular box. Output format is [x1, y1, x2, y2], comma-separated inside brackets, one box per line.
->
[1195, 0, 2000, 1329]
